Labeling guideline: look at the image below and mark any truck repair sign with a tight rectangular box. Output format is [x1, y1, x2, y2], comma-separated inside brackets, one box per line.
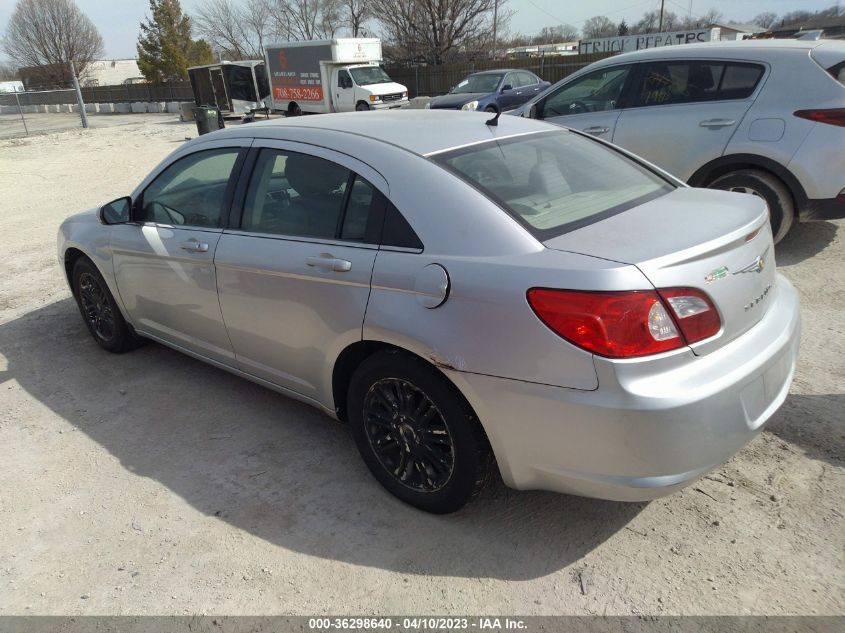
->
[578, 28, 720, 54]
[267, 43, 332, 103]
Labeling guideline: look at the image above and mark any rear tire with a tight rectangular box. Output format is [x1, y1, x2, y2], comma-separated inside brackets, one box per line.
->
[71, 256, 141, 353]
[356, 101, 370, 111]
[286, 102, 302, 117]
[347, 350, 491, 513]
[708, 169, 794, 244]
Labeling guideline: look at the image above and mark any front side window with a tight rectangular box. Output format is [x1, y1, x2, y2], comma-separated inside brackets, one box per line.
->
[433, 131, 674, 239]
[338, 69, 351, 88]
[242, 149, 382, 242]
[541, 66, 630, 117]
[138, 148, 240, 227]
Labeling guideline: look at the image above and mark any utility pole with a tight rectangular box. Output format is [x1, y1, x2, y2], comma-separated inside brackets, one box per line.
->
[69, 60, 89, 130]
[492, 0, 499, 60]
[659, 0, 665, 31]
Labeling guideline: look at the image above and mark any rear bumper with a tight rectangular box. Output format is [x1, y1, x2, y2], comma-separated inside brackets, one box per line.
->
[446, 274, 801, 501]
[799, 194, 845, 222]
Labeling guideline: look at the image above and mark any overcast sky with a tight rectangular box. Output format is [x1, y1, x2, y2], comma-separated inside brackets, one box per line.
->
[0, 0, 838, 60]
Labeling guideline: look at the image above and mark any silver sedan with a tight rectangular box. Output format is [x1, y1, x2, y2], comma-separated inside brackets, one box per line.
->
[58, 110, 800, 513]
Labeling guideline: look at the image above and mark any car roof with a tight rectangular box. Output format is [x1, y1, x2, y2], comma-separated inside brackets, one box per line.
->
[589, 39, 837, 65]
[208, 110, 561, 157]
[471, 69, 517, 75]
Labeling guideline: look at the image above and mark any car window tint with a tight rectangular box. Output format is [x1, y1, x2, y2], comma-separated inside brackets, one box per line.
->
[242, 149, 352, 239]
[717, 63, 764, 100]
[338, 69, 351, 87]
[542, 66, 629, 117]
[502, 73, 517, 89]
[139, 148, 239, 227]
[434, 130, 673, 240]
[382, 200, 423, 250]
[633, 62, 724, 106]
[518, 72, 537, 87]
[340, 176, 377, 241]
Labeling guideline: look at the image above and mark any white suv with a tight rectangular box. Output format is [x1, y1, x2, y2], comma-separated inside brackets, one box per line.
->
[515, 40, 845, 242]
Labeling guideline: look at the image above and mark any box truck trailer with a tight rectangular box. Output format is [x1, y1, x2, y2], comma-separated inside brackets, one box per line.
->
[188, 60, 271, 117]
[264, 38, 410, 115]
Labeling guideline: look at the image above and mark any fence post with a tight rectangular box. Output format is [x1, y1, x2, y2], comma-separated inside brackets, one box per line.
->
[70, 60, 89, 129]
[13, 90, 29, 136]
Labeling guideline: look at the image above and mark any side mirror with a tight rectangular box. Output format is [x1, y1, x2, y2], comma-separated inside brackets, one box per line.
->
[501, 84, 513, 92]
[99, 196, 131, 225]
[529, 104, 539, 119]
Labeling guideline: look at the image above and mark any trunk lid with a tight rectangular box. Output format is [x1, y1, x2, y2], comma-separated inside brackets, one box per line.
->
[544, 187, 776, 355]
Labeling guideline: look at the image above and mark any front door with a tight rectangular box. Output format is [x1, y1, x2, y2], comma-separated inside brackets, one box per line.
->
[111, 144, 247, 364]
[538, 64, 633, 140]
[215, 141, 387, 402]
[334, 69, 356, 112]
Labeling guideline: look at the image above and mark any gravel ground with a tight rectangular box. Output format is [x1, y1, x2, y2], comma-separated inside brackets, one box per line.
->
[0, 115, 843, 616]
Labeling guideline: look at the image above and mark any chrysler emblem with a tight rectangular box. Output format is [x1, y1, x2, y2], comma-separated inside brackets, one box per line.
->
[734, 248, 769, 275]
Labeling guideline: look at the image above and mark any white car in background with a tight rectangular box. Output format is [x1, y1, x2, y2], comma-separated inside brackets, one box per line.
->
[514, 40, 845, 243]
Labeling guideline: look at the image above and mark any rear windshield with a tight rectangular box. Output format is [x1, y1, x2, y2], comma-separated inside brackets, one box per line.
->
[829, 61, 845, 86]
[431, 130, 674, 239]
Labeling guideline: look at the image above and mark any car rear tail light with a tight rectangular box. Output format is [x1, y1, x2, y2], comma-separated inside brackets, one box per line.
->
[527, 287, 721, 358]
[794, 108, 845, 127]
[657, 288, 721, 344]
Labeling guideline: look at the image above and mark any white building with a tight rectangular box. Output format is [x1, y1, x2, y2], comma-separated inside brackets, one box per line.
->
[81, 59, 144, 86]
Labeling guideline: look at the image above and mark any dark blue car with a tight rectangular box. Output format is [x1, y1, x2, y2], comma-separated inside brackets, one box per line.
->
[427, 69, 550, 113]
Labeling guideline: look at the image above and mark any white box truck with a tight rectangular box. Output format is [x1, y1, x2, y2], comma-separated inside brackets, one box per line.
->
[264, 38, 410, 115]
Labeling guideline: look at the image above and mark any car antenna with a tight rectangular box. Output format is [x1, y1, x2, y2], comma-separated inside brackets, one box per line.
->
[485, 110, 501, 127]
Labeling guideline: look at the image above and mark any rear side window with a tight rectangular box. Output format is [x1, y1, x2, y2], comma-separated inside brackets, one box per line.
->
[718, 63, 765, 100]
[632, 61, 723, 106]
[631, 61, 764, 106]
[827, 60, 845, 86]
[432, 130, 674, 240]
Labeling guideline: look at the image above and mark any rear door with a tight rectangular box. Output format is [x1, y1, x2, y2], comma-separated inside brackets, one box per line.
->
[537, 64, 633, 140]
[612, 61, 765, 181]
[214, 141, 386, 400]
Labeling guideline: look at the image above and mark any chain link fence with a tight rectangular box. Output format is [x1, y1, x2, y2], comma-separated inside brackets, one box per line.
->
[0, 83, 195, 139]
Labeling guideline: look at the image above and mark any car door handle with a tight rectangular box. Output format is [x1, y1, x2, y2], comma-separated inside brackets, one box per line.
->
[583, 126, 610, 135]
[306, 253, 352, 272]
[179, 239, 209, 253]
[516, 91, 523, 95]
[699, 119, 736, 128]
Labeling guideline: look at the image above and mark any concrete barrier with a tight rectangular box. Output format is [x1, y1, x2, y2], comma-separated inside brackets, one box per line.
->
[85, 103, 97, 113]
[47, 105, 60, 113]
[115, 103, 131, 113]
[0, 105, 14, 114]
[410, 96, 432, 109]
[98, 103, 114, 113]
[131, 101, 147, 113]
[166, 101, 182, 113]
[147, 101, 164, 113]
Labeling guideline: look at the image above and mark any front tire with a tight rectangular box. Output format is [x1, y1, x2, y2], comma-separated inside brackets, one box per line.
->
[347, 351, 491, 513]
[708, 169, 794, 244]
[484, 106, 498, 113]
[71, 256, 140, 353]
[355, 101, 370, 111]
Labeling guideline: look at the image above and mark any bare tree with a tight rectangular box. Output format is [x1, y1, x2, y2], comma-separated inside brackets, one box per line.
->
[2, 0, 104, 87]
[582, 15, 617, 39]
[342, 0, 372, 36]
[752, 12, 778, 29]
[373, 0, 502, 64]
[0, 61, 20, 81]
[268, 0, 341, 40]
[681, 8, 722, 29]
[194, 0, 275, 59]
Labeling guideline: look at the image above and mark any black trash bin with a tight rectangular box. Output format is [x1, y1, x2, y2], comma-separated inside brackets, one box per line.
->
[192, 106, 223, 135]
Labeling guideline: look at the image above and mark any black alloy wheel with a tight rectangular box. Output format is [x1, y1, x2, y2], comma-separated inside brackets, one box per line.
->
[362, 378, 455, 492]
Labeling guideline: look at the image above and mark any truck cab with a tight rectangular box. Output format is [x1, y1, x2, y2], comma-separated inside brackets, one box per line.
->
[333, 64, 408, 111]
